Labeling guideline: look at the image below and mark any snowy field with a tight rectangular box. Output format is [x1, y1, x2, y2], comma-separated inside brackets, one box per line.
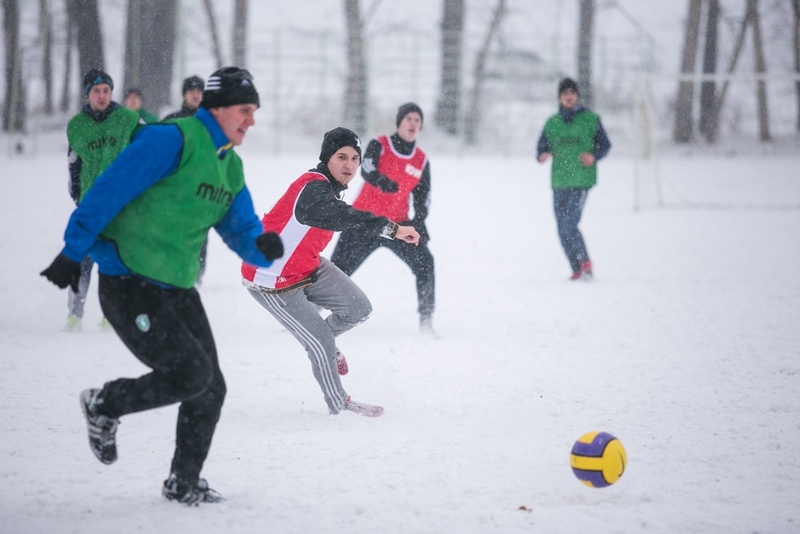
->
[1, 135, 799, 533]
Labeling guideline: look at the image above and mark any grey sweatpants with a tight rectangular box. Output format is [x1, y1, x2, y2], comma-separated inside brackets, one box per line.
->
[246, 258, 372, 414]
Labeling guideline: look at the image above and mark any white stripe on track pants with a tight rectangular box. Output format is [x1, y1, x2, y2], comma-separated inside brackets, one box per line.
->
[246, 258, 372, 413]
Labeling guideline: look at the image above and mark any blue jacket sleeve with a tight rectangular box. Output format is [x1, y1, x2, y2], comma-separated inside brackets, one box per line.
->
[214, 185, 273, 268]
[61, 124, 183, 262]
[593, 119, 611, 161]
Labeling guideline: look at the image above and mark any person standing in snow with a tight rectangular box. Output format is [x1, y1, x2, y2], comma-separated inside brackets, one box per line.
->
[162, 75, 205, 120]
[41, 67, 284, 505]
[163, 75, 211, 285]
[242, 127, 419, 418]
[122, 87, 160, 124]
[64, 69, 143, 333]
[330, 103, 436, 334]
[536, 77, 611, 280]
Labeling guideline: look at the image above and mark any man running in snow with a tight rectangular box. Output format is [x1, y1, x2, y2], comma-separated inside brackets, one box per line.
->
[64, 69, 142, 332]
[242, 127, 419, 418]
[331, 103, 436, 334]
[41, 67, 283, 505]
[537, 78, 611, 280]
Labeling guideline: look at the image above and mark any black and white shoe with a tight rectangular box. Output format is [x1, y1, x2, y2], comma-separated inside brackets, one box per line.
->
[163, 473, 224, 505]
[79, 388, 119, 465]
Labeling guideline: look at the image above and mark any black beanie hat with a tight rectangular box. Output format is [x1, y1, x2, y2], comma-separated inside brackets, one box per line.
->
[396, 102, 424, 128]
[200, 67, 260, 109]
[558, 77, 580, 96]
[182, 75, 205, 94]
[83, 69, 113, 96]
[319, 127, 362, 164]
[124, 87, 143, 99]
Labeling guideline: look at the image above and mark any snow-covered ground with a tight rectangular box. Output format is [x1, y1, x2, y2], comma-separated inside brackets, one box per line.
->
[1, 134, 799, 533]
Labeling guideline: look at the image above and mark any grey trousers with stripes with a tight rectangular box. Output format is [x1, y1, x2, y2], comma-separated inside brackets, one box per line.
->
[246, 258, 372, 414]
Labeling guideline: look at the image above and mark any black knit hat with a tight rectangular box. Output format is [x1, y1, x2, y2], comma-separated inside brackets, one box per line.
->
[124, 87, 143, 99]
[396, 102, 424, 128]
[319, 127, 362, 164]
[83, 69, 113, 96]
[182, 75, 205, 94]
[558, 77, 580, 96]
[200, 67, 260, 109]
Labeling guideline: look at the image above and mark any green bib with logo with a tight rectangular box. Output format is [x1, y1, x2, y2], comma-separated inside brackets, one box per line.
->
[67, 107, 141, 201]
[101, 118, 244, 288]
[543, 110, 600, 189]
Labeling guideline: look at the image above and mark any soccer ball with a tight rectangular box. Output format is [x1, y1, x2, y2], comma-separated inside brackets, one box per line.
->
[569, 431, 627, 488]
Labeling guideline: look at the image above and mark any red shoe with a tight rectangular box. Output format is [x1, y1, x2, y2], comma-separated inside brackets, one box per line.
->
[344, 396, 384, 417]
[570, 261, 593, 281]
[335, 349, 348, 376]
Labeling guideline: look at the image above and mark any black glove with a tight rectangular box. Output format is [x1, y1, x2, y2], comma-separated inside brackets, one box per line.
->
[374, 174, 399, 193]
[40, 253, 81, 292]
[256, 232, 284, 261]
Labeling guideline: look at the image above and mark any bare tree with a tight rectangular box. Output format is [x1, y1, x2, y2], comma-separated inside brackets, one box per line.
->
[673, 0, 702, 143]
[202, 0, 224, 67]
[699, 0, 719, 141]
[577, 0, 594, 108]
[124, 0, 177, 113]
[749, 0, 771, 142]
[232, 0, 248, 66]
[2, 0, 25, 132]
[794, 0, 800, 132]
[463, 0, 506, 145]
[71, 0, 104, 78]
[38, 0, 54, 114]
[60, 0, 74, 112]
[436, 0, 464, 135]
[343, 0, 367, 134]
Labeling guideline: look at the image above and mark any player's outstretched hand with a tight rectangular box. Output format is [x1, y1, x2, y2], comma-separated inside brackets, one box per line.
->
[395, 225, 420, 245]
[40, 253, 81, 292]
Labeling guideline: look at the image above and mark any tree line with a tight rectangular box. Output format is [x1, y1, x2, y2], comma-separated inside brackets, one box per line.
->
[3, 0, 799, 144]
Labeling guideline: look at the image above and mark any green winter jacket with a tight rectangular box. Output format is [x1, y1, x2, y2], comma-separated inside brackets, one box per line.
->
[100, 117, 246, 288]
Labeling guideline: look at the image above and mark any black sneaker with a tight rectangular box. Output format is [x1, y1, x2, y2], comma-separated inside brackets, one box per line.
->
[79, 388, 119, 464]
[162, 473, 224, 505]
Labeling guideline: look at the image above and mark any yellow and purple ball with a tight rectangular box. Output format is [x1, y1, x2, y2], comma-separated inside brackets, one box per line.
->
[569, 431, 627, 488]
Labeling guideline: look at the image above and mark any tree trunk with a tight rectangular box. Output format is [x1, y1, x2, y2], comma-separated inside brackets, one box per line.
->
[124, 0, 176, 113]
[71, 0, 104, 78]
[124, 0, 143, 89]
[201, 0, 224, 68]
[232, 0, 248, 66]
[714, 3, 752, 127]
[2, 0, 25, 132]
[343, 0, 367, 134]
[463, 0, 506, 145]
[793, 0, 800, 132]
[576, 0, 594, 108]
[699, 0, 719, 142]
[39, 0, 54, 114]
[673, 0, 702, 143]
[749, 0, 771, 142]
[60, 0, 74, 112]
[435, 0, 464, 135]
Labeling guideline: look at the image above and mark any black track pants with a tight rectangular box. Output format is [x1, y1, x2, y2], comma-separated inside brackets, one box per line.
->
[97, 275, 226, 484]
[331, 232, 435, 317]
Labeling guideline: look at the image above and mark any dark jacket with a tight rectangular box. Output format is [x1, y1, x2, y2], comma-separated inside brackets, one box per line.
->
[162, 103, 198, 121]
